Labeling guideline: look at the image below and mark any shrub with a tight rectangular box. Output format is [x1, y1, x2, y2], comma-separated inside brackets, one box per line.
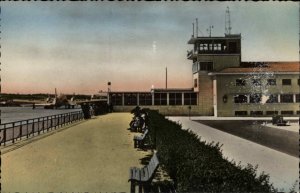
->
[147, 110, 277, 193]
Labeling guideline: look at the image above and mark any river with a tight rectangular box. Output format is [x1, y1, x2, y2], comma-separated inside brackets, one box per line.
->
[0, 107, 82, 124]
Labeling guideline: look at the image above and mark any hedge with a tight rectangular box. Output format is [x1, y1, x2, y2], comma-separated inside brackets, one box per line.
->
[147, 110, 278, 193]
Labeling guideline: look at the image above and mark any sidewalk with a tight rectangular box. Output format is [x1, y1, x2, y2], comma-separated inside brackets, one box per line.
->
[2, 113, 149, 193]
[168, 117, 299, 192]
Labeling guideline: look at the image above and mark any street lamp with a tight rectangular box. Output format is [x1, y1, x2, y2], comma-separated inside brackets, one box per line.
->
[151, 85, 155, 106]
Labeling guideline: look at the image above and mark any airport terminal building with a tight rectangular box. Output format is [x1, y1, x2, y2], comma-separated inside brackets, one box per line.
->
[110, 33, 299, 117]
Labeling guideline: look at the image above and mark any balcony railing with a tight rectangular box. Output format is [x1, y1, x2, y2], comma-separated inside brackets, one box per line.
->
[0, 111, 84, 146]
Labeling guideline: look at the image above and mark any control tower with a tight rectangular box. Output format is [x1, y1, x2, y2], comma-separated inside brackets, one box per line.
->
[187, 34, 241, 115]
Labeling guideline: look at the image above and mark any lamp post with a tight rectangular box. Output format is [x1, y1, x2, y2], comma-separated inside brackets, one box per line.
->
[107, 82, 111, 105]
[151, 85, 154, 106]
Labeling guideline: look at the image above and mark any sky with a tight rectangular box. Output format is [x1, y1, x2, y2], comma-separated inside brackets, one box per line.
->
[1, 2, 299, 94]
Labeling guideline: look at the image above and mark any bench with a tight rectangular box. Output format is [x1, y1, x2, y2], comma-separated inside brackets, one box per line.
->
[133, 129, 149, 148]
[129, 152, 160, 193]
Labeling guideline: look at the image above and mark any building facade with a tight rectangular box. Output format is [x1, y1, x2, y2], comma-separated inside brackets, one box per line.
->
[110, 33, 299, 117]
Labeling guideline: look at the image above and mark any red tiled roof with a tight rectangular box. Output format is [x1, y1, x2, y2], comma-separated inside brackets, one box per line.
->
[219, 62, 299, 73]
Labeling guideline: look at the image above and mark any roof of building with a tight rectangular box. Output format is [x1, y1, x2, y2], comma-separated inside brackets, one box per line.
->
[215, 62, 299, 74]
[188, 34, 241, 44]
[153, 88, 194, 93]
[109, 88, 195, 94]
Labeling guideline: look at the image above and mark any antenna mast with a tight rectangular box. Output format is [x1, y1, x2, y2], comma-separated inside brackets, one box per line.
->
[207, 25, 213, 37]
[225, 6, 232, 35]
[195, 18, 198, 37]
[192, 22, 194, 37]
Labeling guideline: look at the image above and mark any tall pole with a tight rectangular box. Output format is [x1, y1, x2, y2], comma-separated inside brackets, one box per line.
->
[107, 82, 111, 105]
[165, 67, 168, 89]
[195, 18, 198, 37]
[192, 22, 194, 37]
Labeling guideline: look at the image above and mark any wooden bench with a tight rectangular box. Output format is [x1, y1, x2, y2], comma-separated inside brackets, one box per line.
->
[133, 129, 149, 148]
[129, 152, 160, 193]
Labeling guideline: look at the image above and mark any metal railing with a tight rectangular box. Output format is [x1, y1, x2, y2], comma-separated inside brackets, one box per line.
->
[0, 111, 84, 146]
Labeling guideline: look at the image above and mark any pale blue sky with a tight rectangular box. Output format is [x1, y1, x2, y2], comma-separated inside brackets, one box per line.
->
[1, 2, 298, 94]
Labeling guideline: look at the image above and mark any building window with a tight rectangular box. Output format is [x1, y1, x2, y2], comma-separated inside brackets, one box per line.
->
[266, 111, 279, 115]
[194, 79, 198, 88]
[282, 79, 291, 85]
[250, 94, 262, 103]
[199, 62, 213, 71]
[297, 111, 300, 115]
[298, 79, 300, 85]
[234, 95, 247, 103]
[267, 79, 276, 86]
[169, 93, 182, 105]
[124, 93, 137, 106]
[184, 93, 197, 105]
[250, 111, 263, 116]
[236, 79, 246, 86]
[110, 93, 122, 105]
[213, 43, 222, 51]
[266, 94, 278, 103]
[154, 93, 167, 105]
[280, 94, 293, 103]
[200, 44, 208, 51]
[281, 111, 293, 115]
[251, 79, 261, 86]
[296, 94, 300, 103]
[235, 111, 247, 116]
[139, 93, 152, 106]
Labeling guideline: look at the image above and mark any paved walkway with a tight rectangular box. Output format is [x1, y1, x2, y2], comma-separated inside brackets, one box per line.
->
[2, 113, 149, 193]
[190, 116, 299, 133]
[168, 117, 299, 192]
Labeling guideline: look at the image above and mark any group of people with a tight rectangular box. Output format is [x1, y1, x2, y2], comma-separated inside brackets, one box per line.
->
[81, 102, 113, 119]
[129, 106, 149, 132]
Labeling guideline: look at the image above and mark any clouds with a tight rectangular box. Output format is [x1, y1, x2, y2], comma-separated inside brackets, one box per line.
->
[1, 2, 298, 94]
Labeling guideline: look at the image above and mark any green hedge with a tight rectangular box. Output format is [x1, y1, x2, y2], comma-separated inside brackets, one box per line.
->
[147, 110, 277, 193]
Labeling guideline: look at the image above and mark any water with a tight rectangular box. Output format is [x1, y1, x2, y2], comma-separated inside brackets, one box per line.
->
[0, 107, 82, 124]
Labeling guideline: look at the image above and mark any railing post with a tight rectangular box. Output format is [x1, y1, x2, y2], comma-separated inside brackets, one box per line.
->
[64, 114, 66, 125]
[38, 118, 40, 135]
[32, 119, 35, 137]
[47, 116, 49, 132]
[55, 115, 59, 128]
[51, 116, 53, 130]
[12, 122, 15, 144]
[20, 122, 22, 140]
[26, 120, 29, 138]
[3, 124, 7, 146]
[43, 117, 45, 133]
